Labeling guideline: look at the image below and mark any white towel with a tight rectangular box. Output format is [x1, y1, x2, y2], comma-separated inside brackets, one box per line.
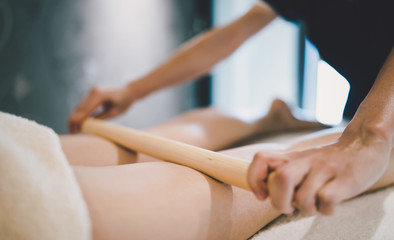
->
[0, 112, 91, 240]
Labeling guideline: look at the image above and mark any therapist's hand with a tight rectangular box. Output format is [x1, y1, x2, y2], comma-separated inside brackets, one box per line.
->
[68, 86, 135, 133]
[247, 132, 390, 216]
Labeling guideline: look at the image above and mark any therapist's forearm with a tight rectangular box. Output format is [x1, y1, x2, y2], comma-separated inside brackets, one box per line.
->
[247, 48, 394, 216]
[128, 3, 276, 100]
[348, 47, 394, 190]
[344, 48, 394, 147]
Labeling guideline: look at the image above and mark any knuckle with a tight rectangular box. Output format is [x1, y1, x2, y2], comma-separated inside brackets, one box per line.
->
[295, 194, 315, 213]
[295, 193, 310, 207]
[274, 168, 292, 184]
[253, 152, 267, 160]
[317, 191, 335, 206]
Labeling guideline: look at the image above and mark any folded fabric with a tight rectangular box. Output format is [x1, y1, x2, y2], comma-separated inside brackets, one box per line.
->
[0, 112, 91, 240]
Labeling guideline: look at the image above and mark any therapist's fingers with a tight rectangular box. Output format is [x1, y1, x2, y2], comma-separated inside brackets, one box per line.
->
[293, 167, 335, 216]
[68, 87, 105, 133]
[316, 175, 360, 215]
[248, 152, 288, 201]
[267, 159, 311, 214]
[97, 105, 119, 120]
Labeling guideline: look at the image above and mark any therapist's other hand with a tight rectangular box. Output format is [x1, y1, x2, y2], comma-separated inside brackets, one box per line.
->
[247, 132, 390, 216]
[68, 86, 135, 133]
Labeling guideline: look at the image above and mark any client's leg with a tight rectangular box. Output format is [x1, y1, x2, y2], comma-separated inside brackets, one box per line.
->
[73, 128, 394, 240]
[62, 99, 325, 166]
[145, 99, 325, 151]
[74, 162, 274, 240]
[60, 134, 134, 166]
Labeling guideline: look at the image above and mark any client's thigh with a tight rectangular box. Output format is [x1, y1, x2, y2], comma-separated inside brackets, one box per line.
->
[60, 134, 136, 166]
[73, 162, 277, 240]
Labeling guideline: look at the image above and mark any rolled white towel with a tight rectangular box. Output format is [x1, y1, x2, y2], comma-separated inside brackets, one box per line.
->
[0, 112, 91, 240]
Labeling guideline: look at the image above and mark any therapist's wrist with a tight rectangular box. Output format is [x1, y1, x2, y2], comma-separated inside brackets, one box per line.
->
[126, 78, 152, 102]
[342, 119, 392, 150]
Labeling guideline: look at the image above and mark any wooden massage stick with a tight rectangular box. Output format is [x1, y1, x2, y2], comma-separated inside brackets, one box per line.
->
[81, 118, 251, 191]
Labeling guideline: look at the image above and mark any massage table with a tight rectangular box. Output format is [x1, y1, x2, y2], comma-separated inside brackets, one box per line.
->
[1, 112, 393, 239]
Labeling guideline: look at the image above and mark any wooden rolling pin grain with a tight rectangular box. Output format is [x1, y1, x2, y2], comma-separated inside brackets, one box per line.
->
[82, 118, 251, 191]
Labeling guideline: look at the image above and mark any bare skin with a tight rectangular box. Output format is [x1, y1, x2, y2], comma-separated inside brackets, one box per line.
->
[67, 1, 394, 216]
[248, 48, 394, 216]
[62, 99, 325, 165]
[67, 2, 276, 133]
[62, 100, 394, 240]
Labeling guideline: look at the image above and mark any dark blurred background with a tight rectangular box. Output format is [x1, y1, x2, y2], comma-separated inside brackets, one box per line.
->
[0, 0, 212, 133]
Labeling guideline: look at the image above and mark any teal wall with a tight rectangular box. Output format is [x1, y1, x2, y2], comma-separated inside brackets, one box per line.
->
[0, 0, 211, 133]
